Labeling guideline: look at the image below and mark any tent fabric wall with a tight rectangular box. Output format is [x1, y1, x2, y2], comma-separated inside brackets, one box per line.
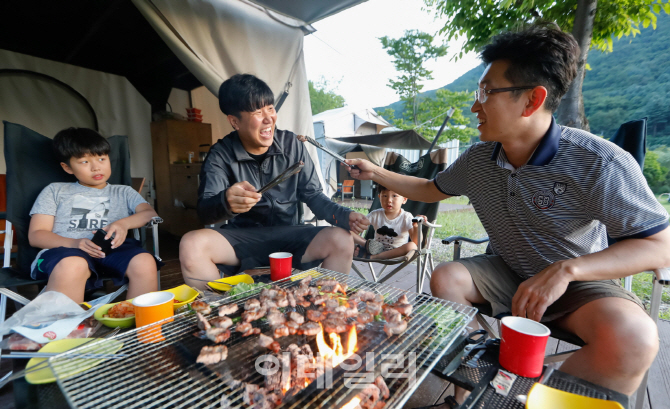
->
[134, 0, 323, 193]
[0, 49, 153, 200]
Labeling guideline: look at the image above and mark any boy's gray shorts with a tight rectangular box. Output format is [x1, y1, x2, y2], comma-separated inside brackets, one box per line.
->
[456, 254, 644, 322]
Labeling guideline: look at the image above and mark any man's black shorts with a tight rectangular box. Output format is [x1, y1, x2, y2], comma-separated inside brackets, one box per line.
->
[213, 224, 329, 275]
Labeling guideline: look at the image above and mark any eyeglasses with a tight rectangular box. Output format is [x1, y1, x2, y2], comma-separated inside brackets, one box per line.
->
[474, 86, 537, 104]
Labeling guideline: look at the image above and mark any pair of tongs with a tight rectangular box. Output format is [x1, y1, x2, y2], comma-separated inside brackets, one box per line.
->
[258, 161, 304, 194]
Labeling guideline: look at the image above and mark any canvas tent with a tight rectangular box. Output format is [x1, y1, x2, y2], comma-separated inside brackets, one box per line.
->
[313, 106, 449, 197]
[0, 0, 368, 204]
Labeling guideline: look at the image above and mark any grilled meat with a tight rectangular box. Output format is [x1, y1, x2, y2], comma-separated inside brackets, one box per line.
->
[191, 300, 211, 315]
[324, 298, 339, 311]
[297, 299, 312, 308]
[382, 306, 402, 323]
[206, 327, 231, 343]
[218, 303, 239, 316]
[236, 322, 261, 336]
[196, 312, 211, 330]
[366, 301, 382, 316]
[245, 298, 261, 312]
[353, 290, 375, 302]
[258, 333, 280, 353]
[274, 325, 290, 339]
[196, 345, 228, 364]
[289, 311, 304, 325]
[320, 284, 345, 294]
[396, 294, 409, 305]
[357, 311, 373, 324]
[298, 321, 322, 336]
[285, 320, 299, 335]
[392, 303, 413, 316]
[306, 309, 326, 322]
[312, 295, 328, 306]
[242, 306, 267, 322]
[323, 318, 348, 334]
[287, 291, 296, 308]
[210, 316, 233, 329]
[267, 311, 286, 327]
[375, 376, 390, 399]
[300, 275, 313, 287]
[383, 319, 407, 337]
[358, 384, 381, 409]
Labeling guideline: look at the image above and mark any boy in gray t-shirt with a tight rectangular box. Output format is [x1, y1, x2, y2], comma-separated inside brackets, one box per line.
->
[28, 128, 160, 303]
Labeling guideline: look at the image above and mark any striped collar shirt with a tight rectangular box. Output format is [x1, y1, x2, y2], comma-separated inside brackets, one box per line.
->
[434, 118, 669, 278]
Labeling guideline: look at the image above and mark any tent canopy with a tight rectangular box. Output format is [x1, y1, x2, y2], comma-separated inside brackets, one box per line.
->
[249, 0, 368, 24]
[0, 0, 367, 112]
[333, 130, 432, 150]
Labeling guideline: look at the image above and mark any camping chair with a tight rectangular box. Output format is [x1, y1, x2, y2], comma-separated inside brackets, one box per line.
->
[351, 149, 449, 292]
[0, 121, 163, 329]
[440, 118, 668, 409]
[340, 180, 355, 200]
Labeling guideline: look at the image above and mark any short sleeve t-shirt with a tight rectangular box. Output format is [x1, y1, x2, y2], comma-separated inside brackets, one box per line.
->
[433, 119, 669, 278]
[30, 182, 148, 240]
[368, 208, 415, 251]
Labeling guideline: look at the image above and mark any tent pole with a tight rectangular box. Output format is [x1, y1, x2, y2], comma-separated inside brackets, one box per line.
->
[427, 107, 455, 154]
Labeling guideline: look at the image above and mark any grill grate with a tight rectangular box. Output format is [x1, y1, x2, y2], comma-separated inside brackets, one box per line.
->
[49, 269, 476, 409]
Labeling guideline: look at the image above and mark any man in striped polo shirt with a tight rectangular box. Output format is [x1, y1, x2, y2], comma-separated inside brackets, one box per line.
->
[347, 24, 670, 399]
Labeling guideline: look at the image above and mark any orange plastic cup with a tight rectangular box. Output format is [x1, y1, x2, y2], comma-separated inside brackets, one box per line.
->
[132, 292, 175, 343]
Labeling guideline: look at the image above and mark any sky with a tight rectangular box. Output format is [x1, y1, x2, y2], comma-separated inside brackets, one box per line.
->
[302, 0, 482, 110]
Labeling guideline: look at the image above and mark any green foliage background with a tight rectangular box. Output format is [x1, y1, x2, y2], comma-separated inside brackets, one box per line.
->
[376, 13, 670, 189]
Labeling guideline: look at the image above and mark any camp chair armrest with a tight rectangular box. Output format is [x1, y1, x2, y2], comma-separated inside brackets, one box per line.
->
[144, 216, 164, 228]
[442, 236, 490, 245]
[413, 218, 441, 228]
[652, 267, 670, 285]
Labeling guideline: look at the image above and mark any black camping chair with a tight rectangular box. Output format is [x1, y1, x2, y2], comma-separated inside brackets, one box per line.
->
[439, 118, 669, 409]
[0, 121, 163, 327]
[351, 148, 450, 292]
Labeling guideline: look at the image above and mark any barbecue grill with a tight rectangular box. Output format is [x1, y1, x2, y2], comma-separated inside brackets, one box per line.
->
[49, 269, 476, 408]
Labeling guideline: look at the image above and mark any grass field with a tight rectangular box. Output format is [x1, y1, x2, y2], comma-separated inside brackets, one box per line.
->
[345, 195, 670, 319]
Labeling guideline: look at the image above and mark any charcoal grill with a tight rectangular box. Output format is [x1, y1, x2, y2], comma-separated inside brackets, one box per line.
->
[49, 268, 476, 408]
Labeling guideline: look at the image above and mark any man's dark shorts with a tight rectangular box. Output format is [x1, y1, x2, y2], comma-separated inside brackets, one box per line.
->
[32, 238, 161, 290]
[456, 254, 645, 322]
[214, 225, 329, 276]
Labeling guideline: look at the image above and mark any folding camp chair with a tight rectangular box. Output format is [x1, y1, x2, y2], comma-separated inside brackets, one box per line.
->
[340, 180, 355, 200]
[351, 148, 449, 291]
[0, 121, 163, 329]
[440, 118, 668, 409]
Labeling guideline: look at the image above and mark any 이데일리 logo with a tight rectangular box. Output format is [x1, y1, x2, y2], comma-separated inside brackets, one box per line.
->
[532, 189, 555, 210]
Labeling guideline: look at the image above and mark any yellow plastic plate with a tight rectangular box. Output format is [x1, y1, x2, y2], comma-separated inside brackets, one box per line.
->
[207, 274, 254, 292]
[93, 301, 135, 328]
[25, 338, 124, 385]
[527, 383, 624, 409]
[161, 284, 198, 310]
[290, 269, 322, 281]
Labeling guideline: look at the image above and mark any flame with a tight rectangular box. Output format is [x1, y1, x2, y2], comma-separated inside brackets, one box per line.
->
[315, 324, 357, 368]
[341, 397, 361, 409]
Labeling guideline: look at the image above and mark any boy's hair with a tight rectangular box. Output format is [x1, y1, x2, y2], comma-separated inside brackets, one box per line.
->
[377, 184, 390, 194]
[218, 74, 275, 118]
[53, 127, 110, 164]
[480, 23, 579, 113]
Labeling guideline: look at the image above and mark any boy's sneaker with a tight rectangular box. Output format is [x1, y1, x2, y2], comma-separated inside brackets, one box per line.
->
[366, 240, 385, 256]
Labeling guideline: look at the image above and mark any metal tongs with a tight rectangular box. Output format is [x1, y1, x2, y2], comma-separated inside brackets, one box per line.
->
[258, 161, 304, 194]
[303, 136, 358, 169]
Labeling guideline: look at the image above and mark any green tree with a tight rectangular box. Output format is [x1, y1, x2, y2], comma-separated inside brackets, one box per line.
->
[423, 0, 670, 131]
[378, 30, 476, 144]
[380, 30, 448, 126]
[378, 89, 478, 144]
[643, 150, 668, 193]
[309, 78, 345, 115]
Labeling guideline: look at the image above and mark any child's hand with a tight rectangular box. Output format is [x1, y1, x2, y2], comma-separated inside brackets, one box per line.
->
[104, 220, 129, 249]
[413, 215, 428, 224]
[74, 238, 105, 258]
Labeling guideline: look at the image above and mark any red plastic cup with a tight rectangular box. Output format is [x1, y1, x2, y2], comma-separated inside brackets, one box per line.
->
[499, 316, 551, 377]
[269, 252, 292, 281]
